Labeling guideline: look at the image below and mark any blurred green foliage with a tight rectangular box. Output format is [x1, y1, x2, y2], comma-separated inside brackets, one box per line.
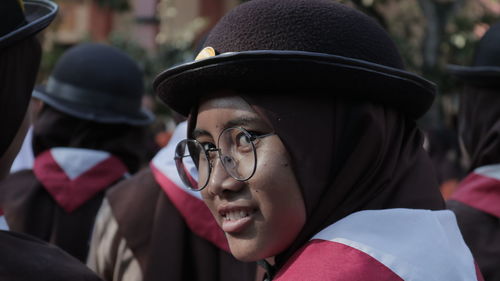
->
[38, 0, 500, 126]
[38, 43, 70, 84]
[341, 0, 500, 129]
[108, 33, 193, 116]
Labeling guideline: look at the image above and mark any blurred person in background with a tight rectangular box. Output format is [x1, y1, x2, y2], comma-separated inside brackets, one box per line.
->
[0, 42, 155, 263]
[87, 110, 258, 281]
[0, 0, 102, 280]
[424, 124, 465, 199]
[447, 22, 500, 281]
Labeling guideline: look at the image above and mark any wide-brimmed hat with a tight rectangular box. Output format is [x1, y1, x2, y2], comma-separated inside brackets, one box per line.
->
[154, 0, 436, 119]
[33, 43, 155, 126]
[0, 0, 58, 49]
[447, 22, 500, 87]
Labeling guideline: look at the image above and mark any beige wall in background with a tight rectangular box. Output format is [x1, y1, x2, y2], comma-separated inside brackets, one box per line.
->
[157, 0, 199, 46]
[46, 0, 242, 50]
[53, 0, 90, 44]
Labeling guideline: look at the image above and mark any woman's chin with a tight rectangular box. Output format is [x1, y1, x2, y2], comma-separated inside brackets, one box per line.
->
[228, 242, 263, 262]
[233, 253, 258, 262]
[227, 239, 277, 263]
[228, 244, 259, 262]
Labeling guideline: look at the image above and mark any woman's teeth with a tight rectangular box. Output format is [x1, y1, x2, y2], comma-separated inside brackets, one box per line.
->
[223, 210, 251, 221]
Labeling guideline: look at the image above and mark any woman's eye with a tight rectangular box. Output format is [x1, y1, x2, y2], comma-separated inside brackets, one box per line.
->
[201, 142, 216, 151]
[236, 132, 252, 146]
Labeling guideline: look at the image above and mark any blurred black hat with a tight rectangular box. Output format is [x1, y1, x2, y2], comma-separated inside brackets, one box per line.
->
[0, 0, 58, 49]
[447, 22, 500, 87]
[33, 43, 155, 125]
[154, 0, 436, 119]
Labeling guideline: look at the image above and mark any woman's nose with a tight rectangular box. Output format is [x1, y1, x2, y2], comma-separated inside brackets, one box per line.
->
[205, 156, 243, 196]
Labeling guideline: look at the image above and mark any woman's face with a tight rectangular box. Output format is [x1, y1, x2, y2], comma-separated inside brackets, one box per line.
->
[195, 94, 306, 262]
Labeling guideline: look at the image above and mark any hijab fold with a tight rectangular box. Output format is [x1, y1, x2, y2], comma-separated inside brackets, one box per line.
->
[459, 85, 500, 170]
[0, 37, 41, 157]
[32, 106, 148, 173]
[242, 94, 445, 269]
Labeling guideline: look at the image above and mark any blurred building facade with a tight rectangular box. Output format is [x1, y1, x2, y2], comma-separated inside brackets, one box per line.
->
[48, 0, 239, 51]
[37, 0, 500, 157]
[38, 0, 241, 150]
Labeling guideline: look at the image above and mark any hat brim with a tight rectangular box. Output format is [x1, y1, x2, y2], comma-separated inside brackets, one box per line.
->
[447, 64, 500, 87]
[33, 85, 155, 126]
[154, 50, 436, 119]
[0, 0, 58, 49]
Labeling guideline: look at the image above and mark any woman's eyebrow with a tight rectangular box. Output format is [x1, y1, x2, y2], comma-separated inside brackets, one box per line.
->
[193, 116, 264, 139]
[192, 128, 211, 139]
[223, 116, 261, 129]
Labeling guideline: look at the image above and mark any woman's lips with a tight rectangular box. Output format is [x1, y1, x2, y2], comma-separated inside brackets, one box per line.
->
[219, 207, 256, 233]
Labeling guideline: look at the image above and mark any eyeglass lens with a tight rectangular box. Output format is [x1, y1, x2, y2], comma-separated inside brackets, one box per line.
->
[174, 127, 258, 190]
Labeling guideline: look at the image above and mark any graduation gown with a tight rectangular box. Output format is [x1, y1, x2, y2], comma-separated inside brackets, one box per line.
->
[274, 209, 483, 281]
[0, 230, 102, 281]
[0, 147, 128, 262]
[448, 164, 500, 281]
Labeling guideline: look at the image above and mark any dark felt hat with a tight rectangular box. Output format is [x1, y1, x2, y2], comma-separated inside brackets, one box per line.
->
[0, 0, 58, 49]
[154, 0, 436, 119]
[447, 22, 500, 87]
[33, 43, 154, 125]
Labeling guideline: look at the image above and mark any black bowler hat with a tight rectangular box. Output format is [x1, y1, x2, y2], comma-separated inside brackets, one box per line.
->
[33, 43, 155, 125]
[0, 0, 58, 49]
[154, 0, 436, 119]
[447, 22, 500, 87]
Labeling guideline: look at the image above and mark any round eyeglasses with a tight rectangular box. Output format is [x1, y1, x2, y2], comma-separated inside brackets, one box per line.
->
[175, 127, 275, 191]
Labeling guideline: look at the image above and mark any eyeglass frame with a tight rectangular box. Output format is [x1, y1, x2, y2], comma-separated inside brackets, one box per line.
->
[175, 126, 276, 191]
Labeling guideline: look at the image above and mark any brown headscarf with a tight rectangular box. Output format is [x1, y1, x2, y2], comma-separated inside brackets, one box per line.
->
[0, 36, 41, 157]
[32, 105, 150, 173]
[188, 92, 445, 274]
[458, 85, 500, 171]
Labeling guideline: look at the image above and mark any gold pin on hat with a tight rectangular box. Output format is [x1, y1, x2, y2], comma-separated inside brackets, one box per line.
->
[195, 47, 216, 61]
[17, 0, 25, 11]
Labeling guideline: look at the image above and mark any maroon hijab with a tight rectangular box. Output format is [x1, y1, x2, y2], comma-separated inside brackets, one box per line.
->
[188, 93, 445, 274]
[458, 85, 500, 171]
